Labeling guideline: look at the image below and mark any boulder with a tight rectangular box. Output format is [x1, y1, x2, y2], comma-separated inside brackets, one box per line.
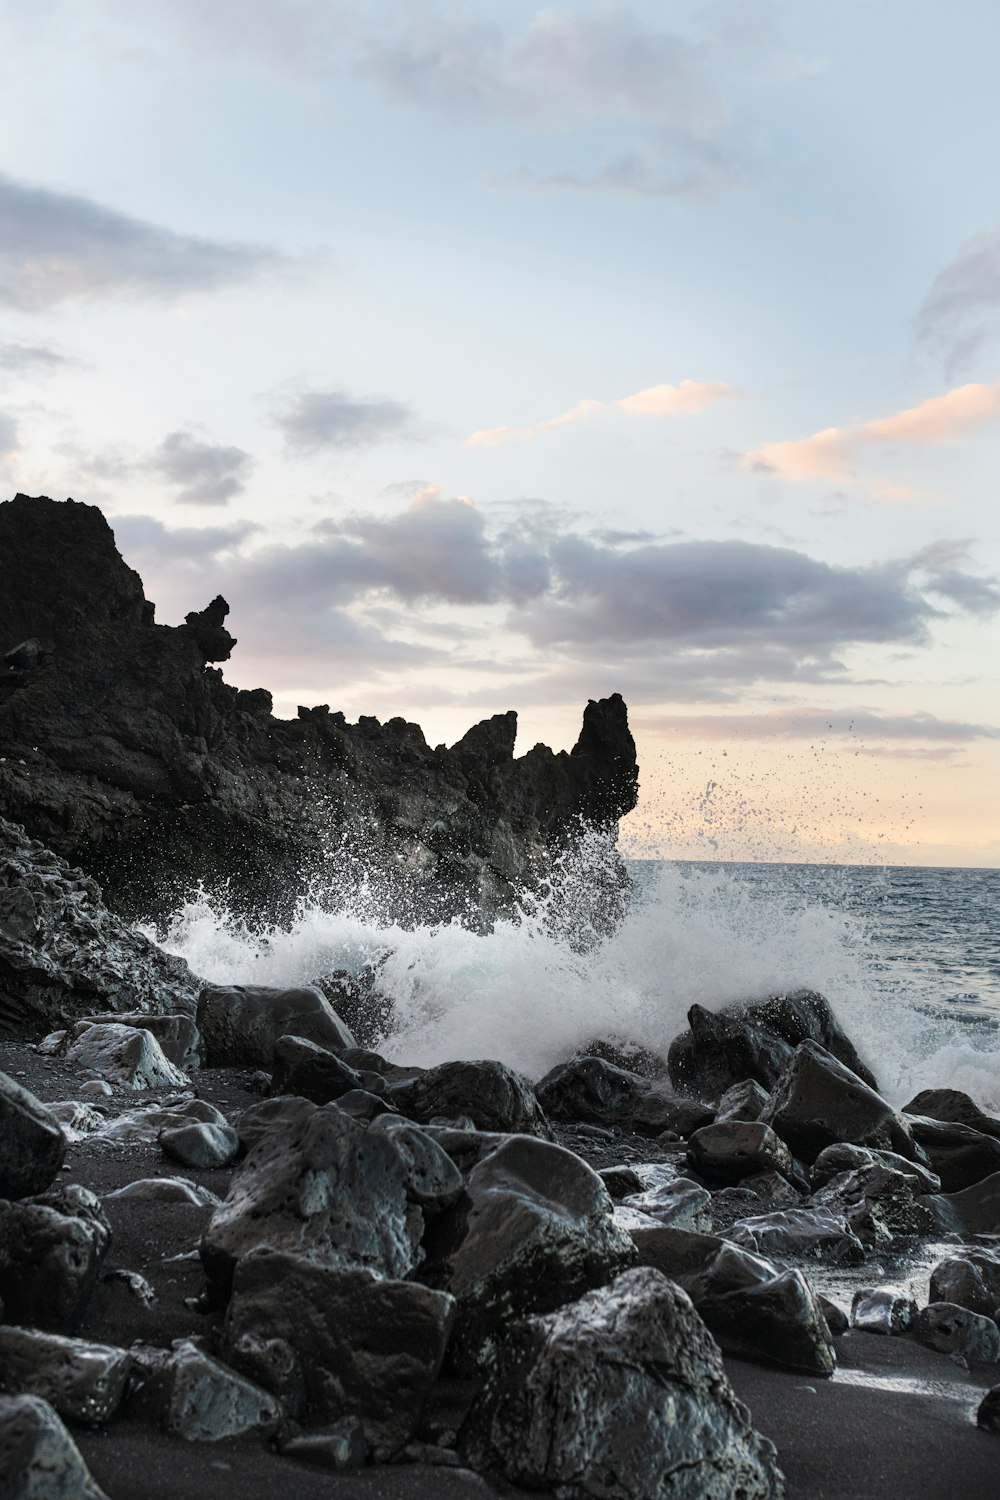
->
[597, 1165, 645, 1201]
[0, 1394, 109, 1499]
[627, 1224, 726, 1282]
[64, 1023, 189, 1089]
[810, 1163, 940, 1243]
[904, 1088, 1000, 1141]
[269, 1034, 367, 1103]
[708, 1173, 804, 1236]
[201, 1101, 434, 1301]
[930, 1249, 1000, 1317]
[0, 1071, 65, 1198]
[535, 1055, 650, 1126]
[850, 1289, 916, 1335]
[977, 1385, 1000, 1431]
[129, 1339, 282, 1441]
[367, 1117, 464, 1211]
[810, 1142, 940, 1193]
[617, 1177, 712, 1233]
[0, 1186, 111, 1330]
[389, 1059, 549, 1137]
[729, 1208, 865, 1264]
[223, 1248, 455, 1459]
[160, 1120, 240, 1169]
[903, 1114, 1000, 1192]
[695, 1260, 836, 1377]
[460, 1266, 784, 1498]
[667, 989, 878, 1100]
[929, 1171, 1000, 1236]
[761, 1040, 915, 1163]
[715, 1078, 770, 1124]
[0, 1328, 131, 1425]
[73, 1012, 202, 1070]
[913, 1303, 1000, 1365]
[688, 1121, 795, 1186]
[420, 1134, 636, 1374]
[196, 984, 356, 1068]
[235, 1094, 317, 1156]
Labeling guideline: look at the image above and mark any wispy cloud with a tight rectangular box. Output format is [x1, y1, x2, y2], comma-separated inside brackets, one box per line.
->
[468, 379, 739, 447]
[744, 382, 1000, 484]
[270, 388, 414, 455]
[0, 169, 285, 311]
[150, 430, 254, 507]
[0, 411, 19, 459]
[917, 225, 1000, 376]
[0, 341, 69, 375]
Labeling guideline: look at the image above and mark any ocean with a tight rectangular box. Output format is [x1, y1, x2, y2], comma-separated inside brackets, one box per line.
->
[149, 841, 1000, 1113]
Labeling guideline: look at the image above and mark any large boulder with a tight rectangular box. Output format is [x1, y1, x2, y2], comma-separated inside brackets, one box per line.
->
[128, 1340, 282, 1441]
[931, 1249, 1000, 1317]
[421, 1134, 636, 1374]
[0, 1394, 109, 1499]
[0, 1071, 65, 1198]
[222, 1248, 454, 1459]
[914, 1303, 1000, 1365]
[761, 1040, 916, 1163]
[931, 1172, 1000, 1236]
[0, 1328, 131, 1425]
[903, 1115, 1000, 1192]
[687, 1121, 796, 1186]
[667, 989, 878, 1101]
[904, 1088, 1000, 1141]
[729, 1208, 865, 1264]
[196, 985, 356, 1068]
[64, 1023, 189, 1089]
[0, 818, 198, 1038]
[460, 1267, 784, 1498]
[693, 1250, 836, 1377]
[810, 1162, 940, 1243]
[0, 1186, 111, 1330]
[390, 1059, 549, 1136]
[534, 1055, 702, 1134]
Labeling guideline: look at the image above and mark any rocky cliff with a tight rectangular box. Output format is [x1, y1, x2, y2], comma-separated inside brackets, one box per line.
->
[0, 494, 639, 922]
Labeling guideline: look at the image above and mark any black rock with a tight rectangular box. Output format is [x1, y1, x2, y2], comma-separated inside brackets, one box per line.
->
[269, 1033, 366, 1102]
[0, 1185, 111, 1331]
[930, 1249, 1000, 1316]
[696, 1261, 836, 1377]
[389, 1058, 549, 1137]
[913, 1302, 1000, 1365]
[0, 1070, 65, 1198]
[851, 1288, 916, 1335]
[223, 1248, 455, 1459]
[460, 1266, 784, 1497]
[810, 1142, 940, 1193]
[977, 1385, 1000, 1431]
[904, 1114, 1000, 1192]
[0, 1327, 131, 1425]
[761, 1040, 916, 1163]
[128, 1339, 282, 1440]
[535, 1055, 650, 1126]
[715, 1078, 771, 1123]
[618, 1177, 713, 1232]
[810, 1162, 941, 1243]
[159, 1120, 240, 1169]
[904, 1088, 1000, 1141]
[930, 1172, 1000, 1236]
[729, 1207, 865, 1264]
[197, 984, 356, 1068]
[0, 1394, 109, 1499]
[687, 1120, 795, 1186]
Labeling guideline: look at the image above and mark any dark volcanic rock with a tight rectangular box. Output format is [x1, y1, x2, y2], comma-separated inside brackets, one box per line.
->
[913, 1303, 1000, 1365]
[931, 1249, 1000, 1317]
[0, 1393, 109, 1499]
[810, 1142, 940, 1193]
[269, 1033, 367, 1102]
[0, 818, 198, 1038]
[904, 1087, 1000, 1141]
[761, 1040, 915, 1163]
[850, 1289, 916, 1335]
[0, 495, 639, 921]
[696, 1261, 836, 1377]
[667, 989, 878, 1101]
[0, 1070, 65, 1197]
[687, 1121, 795, 1186]
[64, 1022, 189, 1089]
[0, 1186, 111, 1331]
[0, 1328, 131, 1425]
[159, 1119, 240, 1169]
[223, 1248, 454, 1458]
[420, 1134, 636, 1374]
[903, 1114, 1000, 1192]
[389, 1058, 549, 1136]
[977, 1385, 1000, 1431]
[460, 1266, 784, 1498]
[196, 984, 356, 1068]
[129, 1339, 282, 1441]
[535, 1055, 649, 1126]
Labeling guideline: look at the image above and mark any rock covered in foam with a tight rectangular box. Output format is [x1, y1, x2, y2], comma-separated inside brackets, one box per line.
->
[460, 1266, 785, 1498]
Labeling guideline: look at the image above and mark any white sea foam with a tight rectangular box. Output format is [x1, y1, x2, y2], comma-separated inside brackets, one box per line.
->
[147, 830, 1000, 1108]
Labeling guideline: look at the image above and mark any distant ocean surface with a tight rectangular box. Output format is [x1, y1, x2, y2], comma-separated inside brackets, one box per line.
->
[153, 842, 1000, 1112]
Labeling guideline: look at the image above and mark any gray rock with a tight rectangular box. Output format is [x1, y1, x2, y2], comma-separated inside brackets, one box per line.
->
[201, 1101, 428, 1301]
[44, 1101, 107, 1143]
[131, 1339, 282, 1441]
[810, 1142, 940, 1192]
[223, 1249, 455, 1459]
[73, 1012, 203, 1070]
[928, 1170, 1000, 1236]
[819, 1296, 849, 1335]
[0, 1394, 109, 1499]
[0, 1070, 65, 1197]
[197, 984, 356, 1068]
[851, 1288, 916, 1334]
[367, 1117, 464, 1211]
[715, 1078, 771, 1124]
[695, 1257, 836, 1377]
[811, 1163, 941, 1243]
[421, 1134, 637, 1375]
[627, 1224, 725, 1281]
[235, 1094, 317, 1156]
[389, 1059, 549, 1137]
[904, 1087, 1000, 1141]
[0, 1186, 111, 1330]
[904, 1114, 1000, 1192]
[269, 1034, 367, 1103]
[535, 1055, 650, 1126]
[64, 1023, 189, 1089]
[103, 1176, 221, 1208]
[160, 1120, 240, 1169]
[914, 1302, 1000, 1365]
[688, 1121, 795, 1185]
[0, 1327, 131, 1424]
[762, 1040, 916, 1163]
[460, 1266, 785, 1498]
[618, 1177, 712, 1232]
[930, 1249, 1000, 1317]
[597, 1165, 645, 1201]
[729, 1207, 865, 1264]
[331, 1088, 395, 1123]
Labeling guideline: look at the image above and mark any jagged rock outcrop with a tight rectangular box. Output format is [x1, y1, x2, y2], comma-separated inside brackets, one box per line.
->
[0, 494, 639, 921]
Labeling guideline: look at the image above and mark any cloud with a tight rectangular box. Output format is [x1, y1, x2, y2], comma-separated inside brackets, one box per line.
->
[917, 225, 1000, 375]
[110, 513, 260, 564]
[0, 341, 68, 374]
[0, 411, 19, 458]
[745, 382, 1000, 484]
[468, 379, 738, 447]
[638, 707, 1000, 743]
[149, 430, 254, 506]
[270, 388, 414, 455]
[0, 169, 285, 311]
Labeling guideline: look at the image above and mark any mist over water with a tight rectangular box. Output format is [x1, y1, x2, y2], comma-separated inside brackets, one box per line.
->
[148, 827, 1000, 1109]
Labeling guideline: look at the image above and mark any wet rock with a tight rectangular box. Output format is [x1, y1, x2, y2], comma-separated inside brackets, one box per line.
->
[278, 1419, 367, 1470]
[103, 1176, 221, 1208]
[708, 1172, 805, 1236]
[331, 1088, 395, 1123]
[235, 1094, 317, 1156]
[160, 1120, 240, 1169]
[618, 1177, 712, 1232]
[695, 1257, 837, 1377]
[130, 1339, 282, 1440]
[851, 1289, 916, 1335]
[976, 1385, 1000, 1431]
[761, 1040, 916, 1163]
[0, 1393, 109, 1499]
[74, 1011, 203, 1070]
[0, 1187, 111, 1330]
[688, 1121, 795, 1186]
[389, 1058, 549, 1137]
[0, 817, 198, 1039]
[460, 1266, 784, 1498]
[904, 1087, 1000, 1141]
[810, 1141, 940, 1193]
[0, 1070, 65, 1197]
[929, 1171, 1000, 1236]
[223, 1248, 454, 1459]
[913, 1302, 1000, 1365]
[904, 1114, 1000, 1192]
[627, 1224, 726, 1281]
[930, 1249, 1000, 1317]
[201, 1101, 429, 1301]
[535, 1055, 650, 1126]
[811, 1163, 941, 1243]
[95, 1097, 224, 1147]
[269, 1034, 367, 1103]
[667, 989, 878, 1101]
[627, 1085, 714, 1138]
[819, 1296, 850, 1336]
[64, 1022, 189, 1089]
[729, 1207, 865, 1264]
[0, 1327, 131, 1424]
[715, 1078, 771, 1124]
[368, 1117, 464, 1211]
[421, 1134, 636, 1374]
[45, 1101, 108, 1143]
[197, 984, 356, 1068]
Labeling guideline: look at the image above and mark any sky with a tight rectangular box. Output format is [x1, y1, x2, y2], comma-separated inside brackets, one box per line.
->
[1, 0, 999, 866]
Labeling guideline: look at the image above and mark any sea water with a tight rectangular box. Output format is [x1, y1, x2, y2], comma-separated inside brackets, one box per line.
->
[149, 837, 1000, 1110]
